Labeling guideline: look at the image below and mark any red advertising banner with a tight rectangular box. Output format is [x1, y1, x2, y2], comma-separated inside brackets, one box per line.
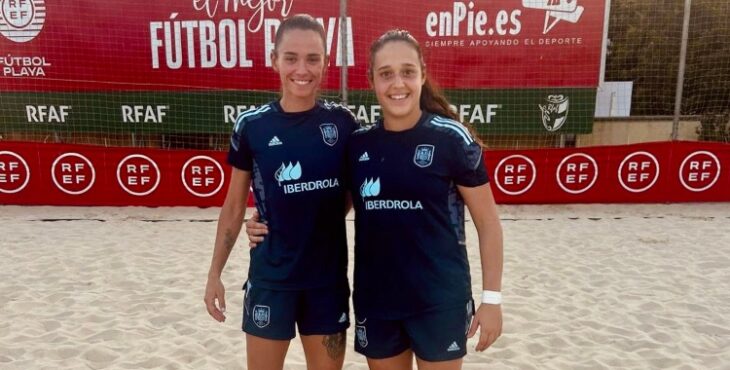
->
[488, 142, 730, 204]
[1, 141, 728, 206]
[350, 0, 606, 88]
[0, 142, 232, 206]
[1, 0, 605, 91]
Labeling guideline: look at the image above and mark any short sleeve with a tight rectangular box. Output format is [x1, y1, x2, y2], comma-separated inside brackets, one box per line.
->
[227, 113, 253, 171]
[452, 139, 489, 187]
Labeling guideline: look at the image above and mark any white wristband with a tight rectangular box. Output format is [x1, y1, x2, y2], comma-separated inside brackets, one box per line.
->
[481, 290, 502, 305]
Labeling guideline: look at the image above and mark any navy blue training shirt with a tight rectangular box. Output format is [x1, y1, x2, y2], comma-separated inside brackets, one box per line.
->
[347, 112, 489, 319]
[228, 100, 359, 290]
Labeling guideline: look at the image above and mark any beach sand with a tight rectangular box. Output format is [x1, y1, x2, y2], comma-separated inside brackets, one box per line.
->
[0, 204, 728, 369]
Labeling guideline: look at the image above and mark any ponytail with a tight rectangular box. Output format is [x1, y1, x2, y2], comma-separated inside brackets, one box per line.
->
[420, 77, 459, 121]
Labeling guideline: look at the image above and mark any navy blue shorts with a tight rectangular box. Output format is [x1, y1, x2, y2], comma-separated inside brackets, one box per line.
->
[242, 281, 350, 340]
[354, 300, 474, 362]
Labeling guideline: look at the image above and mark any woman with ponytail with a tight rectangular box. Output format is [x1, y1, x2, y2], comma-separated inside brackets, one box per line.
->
[346, 30, 503, 369]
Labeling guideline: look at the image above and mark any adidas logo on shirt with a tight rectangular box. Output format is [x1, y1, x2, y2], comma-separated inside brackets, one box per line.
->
[359, 152, 370, 162]
[268, 136, 283, 146]
[447, 341, 460, 352]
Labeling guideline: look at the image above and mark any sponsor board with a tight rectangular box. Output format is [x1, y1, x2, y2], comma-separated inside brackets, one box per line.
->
[2, 141, 728, 206]
[0, 89, 596, 134]
[1, 0, 605, 91]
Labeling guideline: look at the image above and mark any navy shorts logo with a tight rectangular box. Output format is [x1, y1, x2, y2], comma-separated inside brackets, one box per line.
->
[253, 305, 270, 328]
[320, 123, 338, 146]
[355, 325, 368, 348]
[414, 144, 435, 168]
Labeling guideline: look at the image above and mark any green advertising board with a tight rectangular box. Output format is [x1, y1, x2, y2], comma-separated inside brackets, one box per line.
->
[0, 89, 594, 135]
[348, 89, 596, 134]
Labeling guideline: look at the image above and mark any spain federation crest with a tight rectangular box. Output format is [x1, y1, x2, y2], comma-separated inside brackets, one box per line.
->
[413, 144, 435, 168]
[539, 95, 569, 132]
[252, 305, 270, 328]
[319, 123, 338, 146]
[355, 325, 368, 348]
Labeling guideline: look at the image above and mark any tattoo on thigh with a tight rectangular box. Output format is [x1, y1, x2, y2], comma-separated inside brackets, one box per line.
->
[322, 332, 345, 359]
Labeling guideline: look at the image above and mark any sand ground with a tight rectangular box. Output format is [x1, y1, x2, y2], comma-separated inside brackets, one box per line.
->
[0, 204, 728, 369]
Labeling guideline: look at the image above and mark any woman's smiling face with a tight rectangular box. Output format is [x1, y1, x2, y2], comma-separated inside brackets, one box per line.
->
[271, 29, 327, 104]
[370, 40, 425, 125]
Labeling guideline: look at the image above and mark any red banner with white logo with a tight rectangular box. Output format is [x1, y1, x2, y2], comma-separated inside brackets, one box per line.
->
[0, 142, 232, 206]
[1, 141, 728, 206]
[350, 0, 606, 88]
[487, 141, 730, 204]
[1, 0, 605, 91]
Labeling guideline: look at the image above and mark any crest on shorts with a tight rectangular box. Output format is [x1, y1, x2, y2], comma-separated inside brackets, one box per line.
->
[355, 325, 368, 348]
[253, 305, 270, 328]
[320, 123, 338, 146]
[413, 144, 435, 168]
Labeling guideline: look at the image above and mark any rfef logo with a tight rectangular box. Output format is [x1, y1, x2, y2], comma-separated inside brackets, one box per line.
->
[117, 154, 160, 196]
[181, 156, 224, 197]
[494, 154, 536, 195]
[556, 153, 597, 194]
[0, 150, 30, 194]
[679, 151, 721, 192]
[51, 153, 96, 195]
[253, 305, 270, 328]
[618, 151, 660, 193]
[320, 123, 338, 146]
[0, 0, 46, 43]
[413, 144, 435, 168]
